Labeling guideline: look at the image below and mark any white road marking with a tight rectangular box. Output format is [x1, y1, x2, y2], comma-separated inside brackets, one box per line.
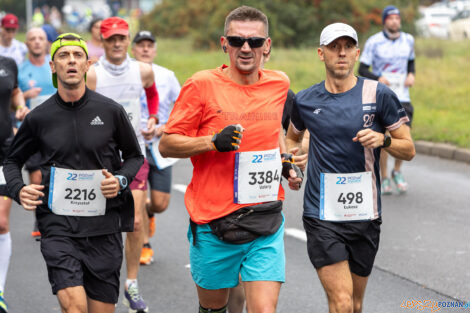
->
[285, 227, 307, 242]
[173, 184, 187, 193]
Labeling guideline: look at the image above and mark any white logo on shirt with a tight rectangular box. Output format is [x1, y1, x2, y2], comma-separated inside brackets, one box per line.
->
[90, 116, 104, 125]
[313, 108, 322, 115]
[0, 69, 7, 77]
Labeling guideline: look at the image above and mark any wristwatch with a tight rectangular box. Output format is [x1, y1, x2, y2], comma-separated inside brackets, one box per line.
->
[382, 135, 392, 148]
[115, 175, 128, 190]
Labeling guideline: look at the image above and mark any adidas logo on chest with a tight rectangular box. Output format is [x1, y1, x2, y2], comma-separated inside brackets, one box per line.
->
[90, 116, 104, 125]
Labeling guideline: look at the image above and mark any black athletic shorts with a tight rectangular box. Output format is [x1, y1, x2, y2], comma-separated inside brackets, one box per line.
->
[401, 102, 413, 127]
[146, 146, 172, 193]
[40, 233, 123, 303]
[303, 216, 381, 277]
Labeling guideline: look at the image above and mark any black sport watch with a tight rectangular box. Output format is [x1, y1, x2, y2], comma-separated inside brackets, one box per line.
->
[382, 135, 392, 148]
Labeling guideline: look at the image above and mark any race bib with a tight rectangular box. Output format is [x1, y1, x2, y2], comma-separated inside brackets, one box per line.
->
[234, 148, 282, 204]
[320, 172, 374, 221]
[149, 139, 179, 170]
[48, 167, 106, 216]
[382, 72, 406, 100]
[119, 98, 142, 136]
[29, 95, 51, 110]
[0, 166, 5, 185]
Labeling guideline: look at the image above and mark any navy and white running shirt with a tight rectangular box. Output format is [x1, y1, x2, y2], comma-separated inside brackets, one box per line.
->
[360, 31, 415, 102]
[291, 77, 408, 220]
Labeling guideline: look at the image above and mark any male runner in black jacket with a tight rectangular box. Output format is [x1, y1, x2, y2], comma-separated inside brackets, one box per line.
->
[3, 33, 143, 313]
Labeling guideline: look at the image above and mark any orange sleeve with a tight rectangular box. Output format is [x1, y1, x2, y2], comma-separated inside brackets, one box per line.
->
[164, 77, 204, 137]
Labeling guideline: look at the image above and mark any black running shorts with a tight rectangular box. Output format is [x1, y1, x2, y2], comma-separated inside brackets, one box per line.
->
[40, 233, 123, 303]
[302, 216, 381, 277]
[146, 146, 172, 193]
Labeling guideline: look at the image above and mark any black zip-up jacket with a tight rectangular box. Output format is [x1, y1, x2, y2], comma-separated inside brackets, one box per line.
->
[3, 88, 144, 237]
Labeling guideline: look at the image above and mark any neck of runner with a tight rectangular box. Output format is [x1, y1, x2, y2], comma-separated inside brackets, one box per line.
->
[100, 54, 130, 76]
[324, 75, 357, 94]
[224, 65, 260, 85]
[29, 53, 46, 66]
[0, 36, 12, 47]
[383, 29, 401, 40]
[57, 84, 87, 104]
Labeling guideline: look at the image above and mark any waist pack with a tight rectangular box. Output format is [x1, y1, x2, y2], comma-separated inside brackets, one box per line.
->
[190, 200, 283, 245]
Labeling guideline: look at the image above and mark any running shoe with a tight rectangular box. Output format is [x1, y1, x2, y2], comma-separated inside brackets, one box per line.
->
[381, 178, 393, 195]
[31, 220, 41, 240]
[392, 170, 408, 194]
[0, 290, 8, 313]
[148, 215, 156, 238]
[123, 282, 148, 313]
[139, 243, 154, 265]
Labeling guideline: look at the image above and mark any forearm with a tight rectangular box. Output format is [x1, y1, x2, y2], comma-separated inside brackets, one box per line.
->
[358, 62, 379, 80]
[384, 137, 415, 161]
[4, 160, 27, 203]
[11, 88, 25, 109]
[159, 133, 214, 158]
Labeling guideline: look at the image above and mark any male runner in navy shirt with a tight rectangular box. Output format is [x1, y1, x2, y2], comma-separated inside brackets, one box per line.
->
[286, 23, 415, 313]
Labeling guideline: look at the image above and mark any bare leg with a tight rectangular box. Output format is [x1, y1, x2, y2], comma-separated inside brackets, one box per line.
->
[351, 273, 369, 313]
[125, 189, 146, 282]
[196, 284, 230, 309]
[316, 261, 354, 313]
[228, 282, 245, 313]
[57, 286, 88, 313]
[243, 281, 281, 313]
[88, 297, 116, 313]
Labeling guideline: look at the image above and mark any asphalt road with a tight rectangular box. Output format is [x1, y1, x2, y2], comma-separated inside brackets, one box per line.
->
[4, 154, 470, 312]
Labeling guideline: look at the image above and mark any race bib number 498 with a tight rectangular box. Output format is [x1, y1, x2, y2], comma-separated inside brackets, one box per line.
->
[234, 148, 282, 204]
[320, 172, 375, 221]
[48, 167, 106, 216]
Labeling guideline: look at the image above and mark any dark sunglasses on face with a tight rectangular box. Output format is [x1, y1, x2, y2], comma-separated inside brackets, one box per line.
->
[226, 36, 266, 48]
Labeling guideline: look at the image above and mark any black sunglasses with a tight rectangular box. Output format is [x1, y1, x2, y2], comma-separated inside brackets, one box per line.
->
[226, 36, 267, 48]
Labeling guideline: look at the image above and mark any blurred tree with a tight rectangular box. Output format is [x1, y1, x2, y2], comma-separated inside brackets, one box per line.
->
[142, 0, 419, 49]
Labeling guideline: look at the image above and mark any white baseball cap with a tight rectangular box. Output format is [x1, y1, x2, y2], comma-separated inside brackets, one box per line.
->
[319, 23, 358, 46]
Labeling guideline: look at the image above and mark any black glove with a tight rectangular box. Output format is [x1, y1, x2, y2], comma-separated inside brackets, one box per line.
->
[281, 153, 304, 185]
[211, 124, 243, 152]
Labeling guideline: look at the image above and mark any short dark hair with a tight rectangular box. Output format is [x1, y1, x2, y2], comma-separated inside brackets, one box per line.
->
[224, 6, 269, 36]
[89, 18, 102, 33]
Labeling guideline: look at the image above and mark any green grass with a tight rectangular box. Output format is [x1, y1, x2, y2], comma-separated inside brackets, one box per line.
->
[155, 37, 470, 148]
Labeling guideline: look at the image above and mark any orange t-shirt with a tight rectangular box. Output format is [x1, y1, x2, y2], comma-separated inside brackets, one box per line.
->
[165, 65, 290, 224]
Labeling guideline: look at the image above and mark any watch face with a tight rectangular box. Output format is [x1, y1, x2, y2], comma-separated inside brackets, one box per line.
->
[384, 136, 392, 147]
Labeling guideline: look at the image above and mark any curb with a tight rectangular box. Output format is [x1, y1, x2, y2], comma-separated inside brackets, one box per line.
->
[414, 140, 470, 164]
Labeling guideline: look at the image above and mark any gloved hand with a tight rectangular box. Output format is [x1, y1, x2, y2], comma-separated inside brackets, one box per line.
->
[281, 153, 304, 187]
[211, 124, 244, 152]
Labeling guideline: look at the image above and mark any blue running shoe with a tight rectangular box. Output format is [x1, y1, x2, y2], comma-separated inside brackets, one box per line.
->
[0, 290, 8, 313]
[392, 170, 408, 194]
[123, 282, 148, 313]
[381, 177, 393, 195]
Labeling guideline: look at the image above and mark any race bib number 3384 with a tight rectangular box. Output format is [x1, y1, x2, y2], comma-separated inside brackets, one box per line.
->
[48, 167, 106, 216]
[234, 148, 282, 204]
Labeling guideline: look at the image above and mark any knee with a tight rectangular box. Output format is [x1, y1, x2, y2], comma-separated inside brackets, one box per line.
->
[331, 293, 353, 313]
[0, 216, 9, 233]
[353, 300, 363, 313]
[246, 303, 276, 313]
[61, 303, 87, 313]
[149, 198, 169, 214]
